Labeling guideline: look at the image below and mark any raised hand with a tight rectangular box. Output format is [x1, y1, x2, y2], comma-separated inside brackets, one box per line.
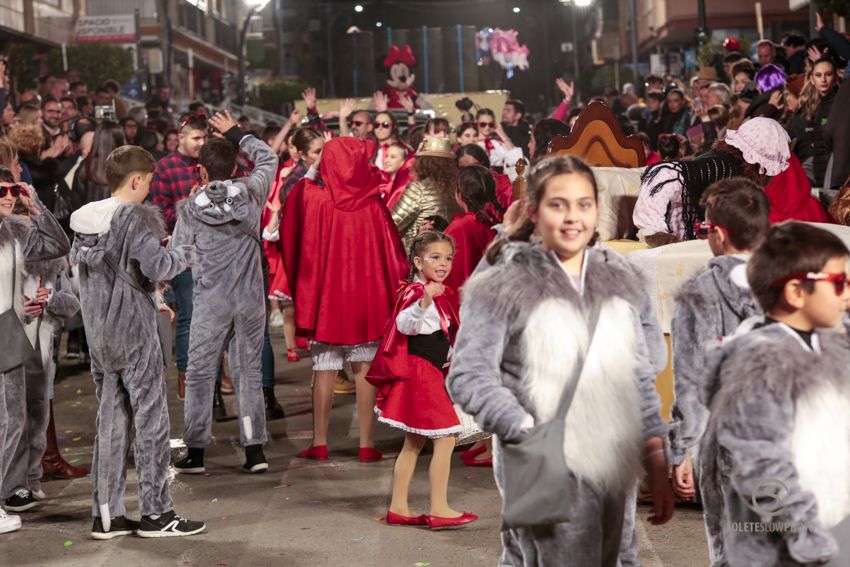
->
[208, 110, 238, 134]
[555, 78, 575, 101]
[807, 45, 822, 63]
[399, 93, 415, 113]
[17, 184, 40, 216]
[288, 109, 302, 126]
[815, 11, 824, 33]
[373, 90, 389, 112]
[339, 98, 356, 119]
[24, 298, 43, 318]
[301, 87, 318, 110]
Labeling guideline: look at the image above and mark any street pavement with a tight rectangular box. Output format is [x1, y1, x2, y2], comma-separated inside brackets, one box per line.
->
[2, 329, 709, 566]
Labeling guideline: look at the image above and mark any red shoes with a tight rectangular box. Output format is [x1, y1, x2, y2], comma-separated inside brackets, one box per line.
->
[296, 337, 310, 352]
[287, 348, 300, 362]
[386, 510, 428, 526]
[297, 446, 381, 462]
[459, 445, 487, 461]
[359, 447, 383, 463]
[426, 512, 478, 530]
[297, 445, 328, 460]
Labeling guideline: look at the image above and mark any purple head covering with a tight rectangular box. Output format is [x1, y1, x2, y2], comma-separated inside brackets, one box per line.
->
[755, 63, 788, 94]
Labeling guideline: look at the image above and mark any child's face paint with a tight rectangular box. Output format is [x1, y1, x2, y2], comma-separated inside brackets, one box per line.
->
[414, 241, 454, 284]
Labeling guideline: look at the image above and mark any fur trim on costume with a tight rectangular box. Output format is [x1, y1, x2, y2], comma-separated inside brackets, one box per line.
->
[0, 218, 25, 314]
[523, 296, 644, 493]
[792, 381, 850, 528]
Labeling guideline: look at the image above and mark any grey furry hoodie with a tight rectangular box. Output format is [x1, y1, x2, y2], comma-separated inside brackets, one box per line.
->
[448, 242, 667, 491]
[704, 323, 850, 566]
[70, 199, 190, 370]
[0, 203, 70, 333]
[668, 254, 760, 466]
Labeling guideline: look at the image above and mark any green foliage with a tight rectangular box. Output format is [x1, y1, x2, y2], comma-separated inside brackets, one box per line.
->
[3, 43, 48, 92]
[697, 43, 725, 67]
[250, 78, 310, 114]
[4, 43, 134, 92]
[590, 65, 635, 94]
[47, 44, 134, 89]
[816, 0, 850, 18]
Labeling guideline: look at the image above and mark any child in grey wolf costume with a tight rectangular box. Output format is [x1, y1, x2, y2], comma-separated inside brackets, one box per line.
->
[447, 241, 672, 567]
[701, 222, 850, 566]
[666, 178, 770, 566]
[705, 325, 850, 566]
[70, 146, 202, 537]
[3, 256, 79, 505]
[171, 122, 278, 472]
[0, 187, 69, 530]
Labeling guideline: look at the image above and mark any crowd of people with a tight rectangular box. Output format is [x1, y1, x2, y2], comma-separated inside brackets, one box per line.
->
[1, 13, 850, 567]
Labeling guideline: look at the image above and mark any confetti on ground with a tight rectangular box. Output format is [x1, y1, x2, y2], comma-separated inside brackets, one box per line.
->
[69, 458, 81, 464]
[64, 429, 72, 434]
[63, 540, 73, 548]
[219, 516, 227, 521]
[72, 436, 82, 442]
[352, 536, 366, 542]
[375, 515, 386, 522]
[75, 389, 83, 395]
[214, 561, 228, 566]
[414, 563, 431, 567]
[211, 498, 218, 503]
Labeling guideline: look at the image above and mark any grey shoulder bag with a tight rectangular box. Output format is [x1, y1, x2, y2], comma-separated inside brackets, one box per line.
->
[0, 247, 37, 373]
[500, 302, 602, 529]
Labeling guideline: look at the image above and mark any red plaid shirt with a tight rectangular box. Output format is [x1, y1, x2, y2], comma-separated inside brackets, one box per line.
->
[150, 151, 200, 234]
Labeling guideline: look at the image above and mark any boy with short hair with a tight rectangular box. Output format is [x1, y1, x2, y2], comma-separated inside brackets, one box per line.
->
[70, 145, 204, 539]
[705, 222, 850, 566]
[667, 177, 771, 564]
[171, 111, 278, 475]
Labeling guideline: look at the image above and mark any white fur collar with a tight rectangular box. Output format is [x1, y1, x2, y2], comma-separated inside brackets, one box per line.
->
[0, 235, 23, 316]
[792, 382, 850, 528]
[522, 296, 644, 492]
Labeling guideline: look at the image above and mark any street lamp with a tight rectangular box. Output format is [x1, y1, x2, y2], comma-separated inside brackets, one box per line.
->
[326, 2, 369, 98]
[237, 0, 271, 106]
[513, 6, 521, 13]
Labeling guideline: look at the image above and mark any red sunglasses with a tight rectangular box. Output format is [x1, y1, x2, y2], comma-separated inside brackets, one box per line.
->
[696, 221, 734, 239]
[0, 184, 26, 198]
[477, 121, 495, 128]
[770, 271, 849, 295]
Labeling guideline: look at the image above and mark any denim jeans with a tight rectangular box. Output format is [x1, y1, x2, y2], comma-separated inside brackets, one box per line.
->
[262, 276, 275, 388]
[171, 269, 194, 373]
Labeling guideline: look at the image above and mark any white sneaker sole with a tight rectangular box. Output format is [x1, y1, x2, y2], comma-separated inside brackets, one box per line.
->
[174, 466, 205, 474]
[137, 525, 206, 538]
[0, 520, 22, 534]
[243, 462, 269, 474]
[91, 529, 134, 540]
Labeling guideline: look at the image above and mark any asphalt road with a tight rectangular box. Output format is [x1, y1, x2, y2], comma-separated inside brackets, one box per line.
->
[2, 329, 709, 566]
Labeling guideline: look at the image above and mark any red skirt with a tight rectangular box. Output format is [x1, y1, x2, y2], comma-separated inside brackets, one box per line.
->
[375, 356, 462, 439]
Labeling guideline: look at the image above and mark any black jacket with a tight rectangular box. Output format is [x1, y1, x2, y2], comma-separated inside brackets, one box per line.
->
[787, 88, 837, 188]
[824, 80, 850, 188]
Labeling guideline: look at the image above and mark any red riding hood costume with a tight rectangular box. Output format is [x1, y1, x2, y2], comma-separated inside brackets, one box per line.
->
[367, 281, 462, 438]
[281, 137, 408, 343]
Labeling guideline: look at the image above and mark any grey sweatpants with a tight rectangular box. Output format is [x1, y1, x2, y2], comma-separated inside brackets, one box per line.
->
[183, 304, 267, 448]
[2, 365, 50, 496]
[0, 366, 26, 500]
[90, 347, 173, 518]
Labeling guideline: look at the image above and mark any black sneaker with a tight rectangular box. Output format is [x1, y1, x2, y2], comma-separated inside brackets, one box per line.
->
[243, 445, 269, 474]
[5, 489, 39, 512]
[91, 515, 139, 540]
[174, 448, 205, 474]
[137, 510, 205, 538]
[264, 386, 285, 421]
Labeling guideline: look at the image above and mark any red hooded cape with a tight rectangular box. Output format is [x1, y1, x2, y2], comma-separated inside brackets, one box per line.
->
[282, 137, 408, 343]
[493, 171, 514, 211]
[264, 164, 291, 299]
[765, 154, 832, 224]
[366, 281, 459, 393]
[383, 155, 415, 210]
[443, 212, 497, 291]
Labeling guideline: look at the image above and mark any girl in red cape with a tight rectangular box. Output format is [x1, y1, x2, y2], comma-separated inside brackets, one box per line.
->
[763, 153, 832, 224]
[443, 164, 504, 292]
[281, 136, 408, 463]
[456, 144, 514, 211]
[367, 231, 478, 530]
